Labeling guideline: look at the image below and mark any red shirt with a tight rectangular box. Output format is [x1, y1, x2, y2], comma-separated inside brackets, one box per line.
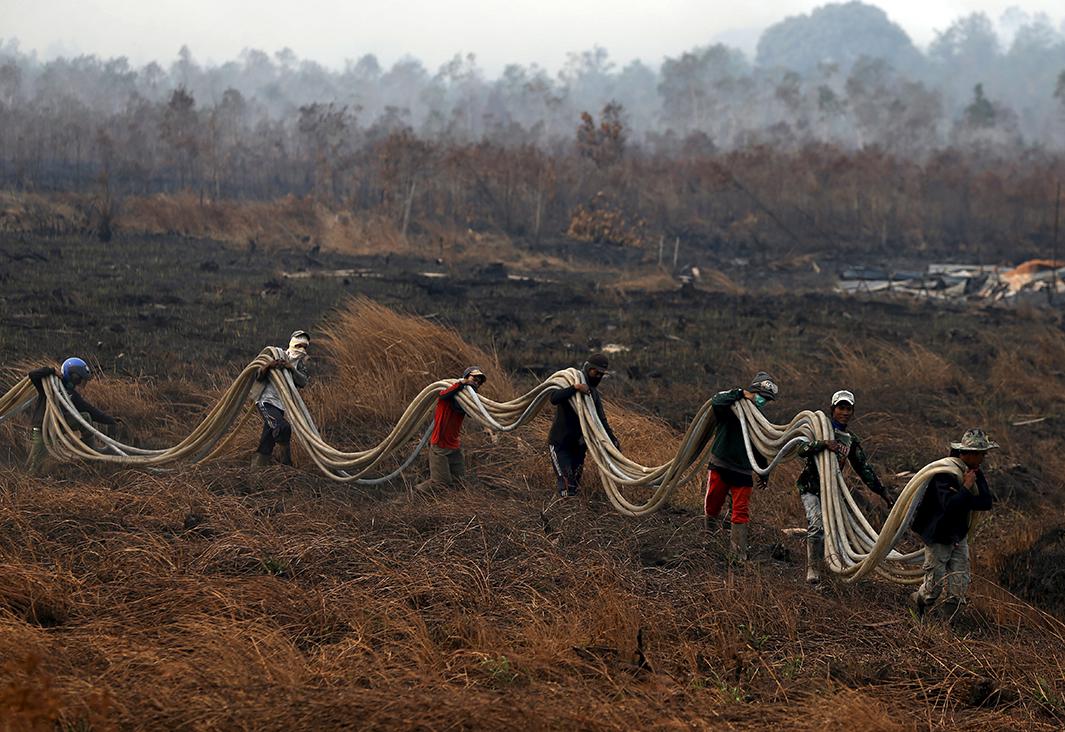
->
[430, 382, 466, 449]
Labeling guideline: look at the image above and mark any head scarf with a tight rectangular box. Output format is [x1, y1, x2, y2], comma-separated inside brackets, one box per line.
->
[287, 330, 310, 361]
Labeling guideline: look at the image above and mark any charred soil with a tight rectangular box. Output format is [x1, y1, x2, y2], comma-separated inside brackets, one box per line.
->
[1, 233, 1064, 729]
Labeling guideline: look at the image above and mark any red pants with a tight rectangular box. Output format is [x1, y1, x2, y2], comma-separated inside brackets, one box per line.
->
[704, 469, 751, 524]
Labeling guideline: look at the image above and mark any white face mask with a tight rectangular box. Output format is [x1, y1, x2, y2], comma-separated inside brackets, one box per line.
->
[287, 338, 309, 361]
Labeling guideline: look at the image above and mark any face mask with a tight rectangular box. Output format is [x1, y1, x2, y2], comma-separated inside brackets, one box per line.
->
[288, 333, 310, 353]
[586, 372, 603, 387]
[753, 394, 768, 409]
[287, 336, 309, 361]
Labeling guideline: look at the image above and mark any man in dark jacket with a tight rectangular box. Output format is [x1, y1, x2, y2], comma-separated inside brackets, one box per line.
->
[26, 357, 119, 475]
[910, 429, 997, 617]
[426, 366, 486, 487]
[253, 330, 310, 466]
[548, 353, 618, 498]
[704, 371, 778, 560]
[797, 389, 891, 583]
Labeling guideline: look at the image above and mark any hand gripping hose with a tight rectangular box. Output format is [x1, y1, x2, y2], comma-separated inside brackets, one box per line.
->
[0, 361, 961, 583]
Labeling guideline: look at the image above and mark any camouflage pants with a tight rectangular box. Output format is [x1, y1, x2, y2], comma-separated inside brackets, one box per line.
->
[800, 493, 824, 544]
[916, 540, 971, 604]
[26, 428, 47, 475]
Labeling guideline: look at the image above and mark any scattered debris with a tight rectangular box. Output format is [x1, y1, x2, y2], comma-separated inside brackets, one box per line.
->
[676, 264, 701, 285]
[282, 268, 381, 280]
[1012, 417, 1048, 426]
[838, 260, 1065, 305]
[1000, 259, 1065, 292]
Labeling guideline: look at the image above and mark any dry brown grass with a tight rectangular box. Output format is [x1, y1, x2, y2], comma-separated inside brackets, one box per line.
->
[120, 193, 320, 250]
[4, 462, 1062, 731]
[2, 300, 1064, 730]
[0, 190, 579, 272]
[310, 297, 681, 501]
[0, 192, 88, 236]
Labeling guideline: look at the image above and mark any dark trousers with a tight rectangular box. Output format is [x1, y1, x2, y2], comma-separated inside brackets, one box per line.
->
[257, 403, 291, 456]
[428, 445, 465, 486]
[549, 443, 586, 497]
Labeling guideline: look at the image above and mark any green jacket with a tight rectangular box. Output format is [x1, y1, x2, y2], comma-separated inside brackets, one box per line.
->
[796, 427, 886, 498]
[709, 388, 766, 484]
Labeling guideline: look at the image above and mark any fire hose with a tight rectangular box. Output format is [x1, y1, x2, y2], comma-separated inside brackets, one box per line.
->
[1, 352, 964, 583]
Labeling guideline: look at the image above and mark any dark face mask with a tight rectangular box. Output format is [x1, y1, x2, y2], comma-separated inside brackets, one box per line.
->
[585, 370, 604, 388]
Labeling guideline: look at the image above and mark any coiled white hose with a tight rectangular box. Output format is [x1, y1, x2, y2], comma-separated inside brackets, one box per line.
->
[1, 355, 962, 583]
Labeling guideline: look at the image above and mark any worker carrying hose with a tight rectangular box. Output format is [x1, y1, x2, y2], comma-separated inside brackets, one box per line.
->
[548, 353, 618, 498]
[796, 390, 891, 584]
[26, 358, 119, 475]
[252, 330, 310, 467]
[910, 429, 997, 619]
[424, 366, 487, 487]
[704, 372, 778, 561]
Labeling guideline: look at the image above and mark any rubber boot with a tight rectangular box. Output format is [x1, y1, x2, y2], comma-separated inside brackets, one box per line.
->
[251, 452, 272, 467]
[26, 428, 47, 476]
[941, 597, 962, 623]
[806, 539, 823, 583]
[730, 522, 749, 562]
[279, 443, 293, 466]
[910, 591, 929, 618]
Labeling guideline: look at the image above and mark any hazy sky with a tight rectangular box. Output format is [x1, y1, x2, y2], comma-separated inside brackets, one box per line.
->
[2, 0, 1064, 74]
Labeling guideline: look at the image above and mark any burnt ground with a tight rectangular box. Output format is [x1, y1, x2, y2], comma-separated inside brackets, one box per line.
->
[4, 233, 1065, 504]
[5, 234, 1065, 593]
[1, 233, 1065, 729]
[2, 233, 1057, 423]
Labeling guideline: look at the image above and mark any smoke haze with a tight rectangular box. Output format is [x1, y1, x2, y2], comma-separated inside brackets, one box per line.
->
[5, 0, 1065, 74]
[3, 0, 1065, 269]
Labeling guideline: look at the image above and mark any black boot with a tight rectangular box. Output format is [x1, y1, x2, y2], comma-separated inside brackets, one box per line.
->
[941, 598, 963, 623]
[910, 591, 930, 618]
[806, 539, 823, 584]
[730, 523, 749, 562]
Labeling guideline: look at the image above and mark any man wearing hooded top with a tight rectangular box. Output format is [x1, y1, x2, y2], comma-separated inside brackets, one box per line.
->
[425, 366, 487, 487]
[548, 353, 619, 498]
[910, 428, 997, 618]
[252, 330, 310, 467]
[796, 389, 891, 584]
[704, 371, 778, 561]
[25, 357, 120, 475]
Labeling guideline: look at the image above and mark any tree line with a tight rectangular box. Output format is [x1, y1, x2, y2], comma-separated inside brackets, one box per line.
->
[2, 2, 1065, 263]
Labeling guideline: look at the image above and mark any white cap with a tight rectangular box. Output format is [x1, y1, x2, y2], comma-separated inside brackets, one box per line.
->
[831, 390, 855, 407]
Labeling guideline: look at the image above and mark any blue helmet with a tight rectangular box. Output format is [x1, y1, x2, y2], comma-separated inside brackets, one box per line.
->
[61, 357, 91, 383]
